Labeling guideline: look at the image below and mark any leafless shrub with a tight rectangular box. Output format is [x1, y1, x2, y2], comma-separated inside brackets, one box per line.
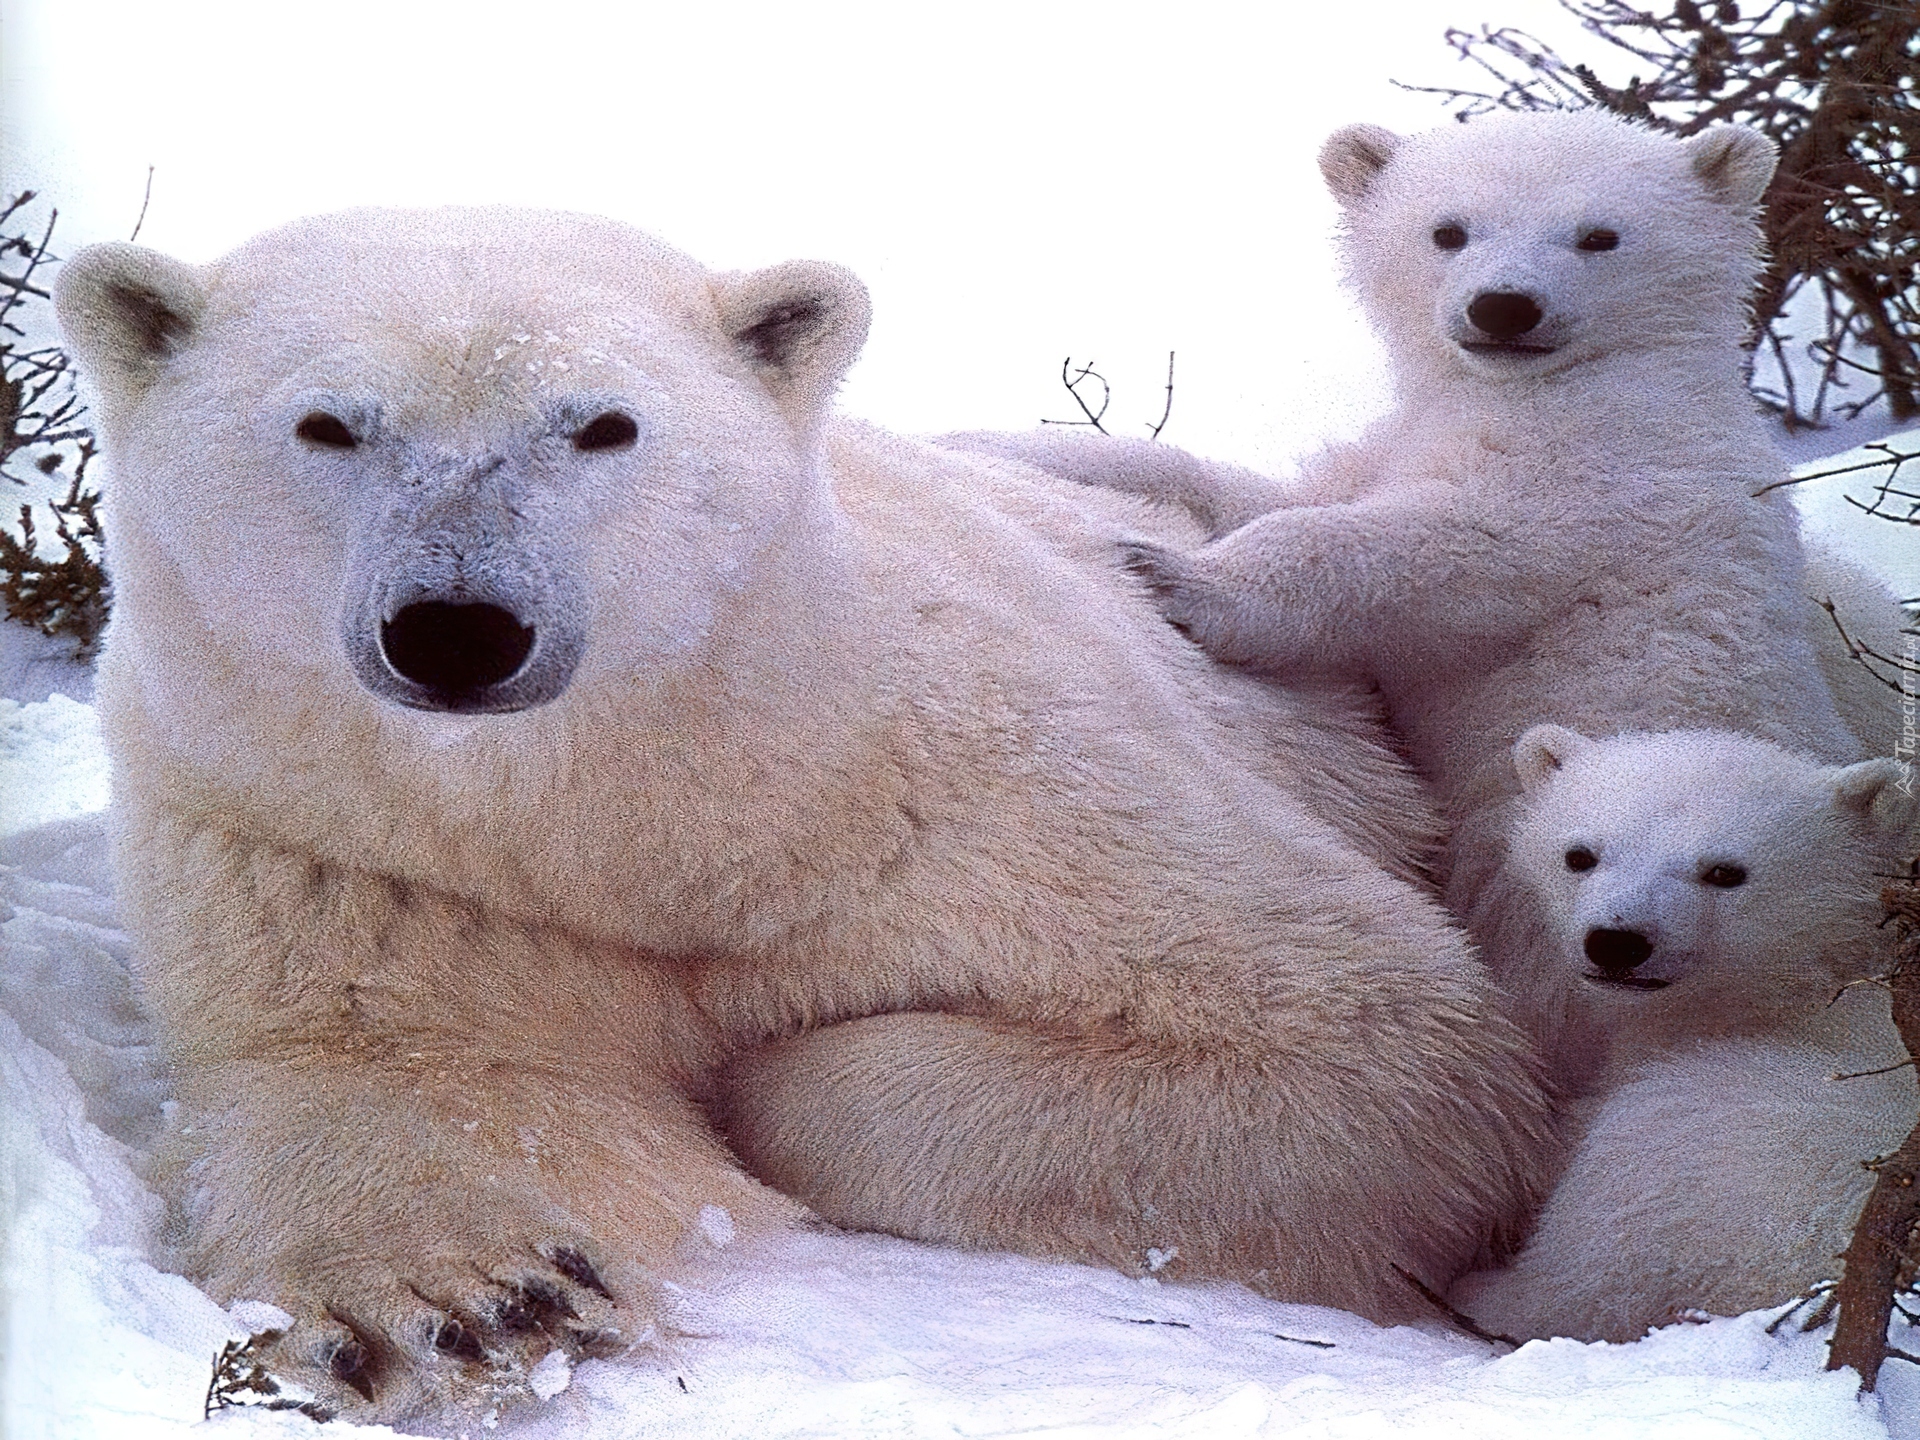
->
[2, 192, 109, 656]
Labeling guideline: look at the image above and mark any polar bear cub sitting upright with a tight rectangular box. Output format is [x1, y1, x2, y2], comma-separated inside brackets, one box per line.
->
[1098, 112, 1864, 1085]
[1452, 726, 1918, 1343]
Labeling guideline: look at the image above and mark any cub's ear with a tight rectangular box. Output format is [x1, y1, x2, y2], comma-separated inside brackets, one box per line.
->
[1319, 124, 1404, 207]
[1684, 125, 1777, 208]
[1832, 757, 1918, 842]
[1513, 723, 1590, 795]
[711, 260, 870, 429]
[54, 242, 207, 403]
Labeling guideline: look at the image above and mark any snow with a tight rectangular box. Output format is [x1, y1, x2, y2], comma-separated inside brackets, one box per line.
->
[3, 428, 1916, 1438]
[1782, 426, 1920, 596]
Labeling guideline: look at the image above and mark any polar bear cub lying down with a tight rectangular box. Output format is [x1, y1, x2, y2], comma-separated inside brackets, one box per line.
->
[1452, 725, 1918, 1344]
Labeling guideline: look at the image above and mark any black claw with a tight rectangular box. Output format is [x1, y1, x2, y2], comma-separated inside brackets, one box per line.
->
[549, 1246, 614, 1300]
[432, 1317, 487, 1363]
[491, 1277, 575, 1334]
[326, 1337, 376, 1401]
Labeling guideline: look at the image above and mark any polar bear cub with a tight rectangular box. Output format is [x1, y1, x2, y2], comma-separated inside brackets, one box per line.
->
[1452, 725, 1917, 1343]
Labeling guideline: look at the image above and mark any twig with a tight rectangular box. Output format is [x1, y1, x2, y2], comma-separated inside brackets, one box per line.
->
[1815, 596, 1917, 695]
[1391, 1263, 1520, 1350]
[1147, 351, 1175, 441]
[130, 165, 154, 243]
[1834, 1057, 1917, 1082]
[1041, 357, 1112, 434]
[1751, 443, 1920, 497]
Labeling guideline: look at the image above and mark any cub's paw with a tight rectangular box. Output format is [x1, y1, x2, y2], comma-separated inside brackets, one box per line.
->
[1116, 534, 1300, 667]
[230, 1239, 659, 1427]
[1118, 536, 1222, 648]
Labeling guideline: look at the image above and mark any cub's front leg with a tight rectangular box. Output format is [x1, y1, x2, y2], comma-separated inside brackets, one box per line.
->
[1123, 480, 1563, 673]
[123, 817, 797, 1426]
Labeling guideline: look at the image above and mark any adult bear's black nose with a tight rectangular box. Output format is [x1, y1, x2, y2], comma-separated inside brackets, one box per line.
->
[1584, 927, 1653, 975]
[381, 600, 534, 701]
[1467, 291, 1544, 339]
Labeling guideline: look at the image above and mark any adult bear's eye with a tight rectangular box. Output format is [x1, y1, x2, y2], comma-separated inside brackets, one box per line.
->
[1432, 225, 1468, 251]
[1564, 846, 1598, 873]
[1701, 863, 1747, 888]
[295, 412, 357, 448]
[574, 411, 638, 452]
[1577, 229, 1620, 252]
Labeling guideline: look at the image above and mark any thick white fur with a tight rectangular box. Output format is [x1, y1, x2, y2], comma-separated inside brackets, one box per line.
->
[1451, 727, 1917, 1342]
[962, 113, 1863, 1086]
[57, 209, 1549, 1427]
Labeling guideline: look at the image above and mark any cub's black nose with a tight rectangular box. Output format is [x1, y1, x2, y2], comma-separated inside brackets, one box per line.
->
[1584, 927, 1653, 974]
[1467, 291, 1544, 339]
[381, 601, 534, 700]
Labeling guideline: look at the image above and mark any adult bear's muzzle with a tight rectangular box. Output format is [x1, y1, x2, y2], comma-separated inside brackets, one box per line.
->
[342, 459, 586, 714]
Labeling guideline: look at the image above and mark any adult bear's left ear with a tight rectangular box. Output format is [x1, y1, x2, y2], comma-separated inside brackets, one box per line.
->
[712, 260, 870, 430]
[1684, 125, 1777, 208]
[55, 241, 209, 409]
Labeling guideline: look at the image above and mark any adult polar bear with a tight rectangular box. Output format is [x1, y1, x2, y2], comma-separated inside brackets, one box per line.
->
[981, 113, 1866, 1087]
[57, 211, 1549, 1425]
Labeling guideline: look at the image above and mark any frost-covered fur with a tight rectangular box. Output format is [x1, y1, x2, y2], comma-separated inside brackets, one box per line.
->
[57, 209, 1549, 1429]
[1451, 727, 1917, 1343]
[987, 113, 1863, 1085]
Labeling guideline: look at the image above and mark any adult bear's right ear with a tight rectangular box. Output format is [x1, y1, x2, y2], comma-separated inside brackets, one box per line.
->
[53, 242, 207, 403]
[711, 259, 871, 433]
[1319, 125, 1404, 207]
[1512, 724, 1589, 794]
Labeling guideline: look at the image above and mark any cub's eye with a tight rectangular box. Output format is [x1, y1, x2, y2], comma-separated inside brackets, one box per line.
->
[1701, 863, 1747, 888]
[1577, 229, 1620, 252]
[574, 411, 638, 452]
[1432, 225, 1468, 252]
[1564, 846, 1598, 873]
[295, 412, 357, 448]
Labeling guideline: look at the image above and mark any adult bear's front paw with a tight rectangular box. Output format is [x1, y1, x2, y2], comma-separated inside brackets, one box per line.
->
[167, 1061, 789, 1429]
[230, 1235, 646, 1425]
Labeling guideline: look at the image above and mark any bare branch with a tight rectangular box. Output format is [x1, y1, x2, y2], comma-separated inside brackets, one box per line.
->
[1834, 1057, 1918, 1082]
[1391, 1263, 1521, 1350]
[130, 165, 155, 243]
[1042, 357, 1113, 434]
[1827, 863, 1920, 1392]
[1147, 351, 1175, 441]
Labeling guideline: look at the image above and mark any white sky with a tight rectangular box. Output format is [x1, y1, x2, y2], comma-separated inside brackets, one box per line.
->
[6, 1, 1608, 472]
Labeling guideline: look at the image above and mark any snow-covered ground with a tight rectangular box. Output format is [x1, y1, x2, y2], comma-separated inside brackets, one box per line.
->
[1778, 423, 1920, 595]
[2, 434, 1916, 1440]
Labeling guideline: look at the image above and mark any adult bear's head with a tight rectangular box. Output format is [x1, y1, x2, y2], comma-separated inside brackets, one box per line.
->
[54, 209, 871, 722]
